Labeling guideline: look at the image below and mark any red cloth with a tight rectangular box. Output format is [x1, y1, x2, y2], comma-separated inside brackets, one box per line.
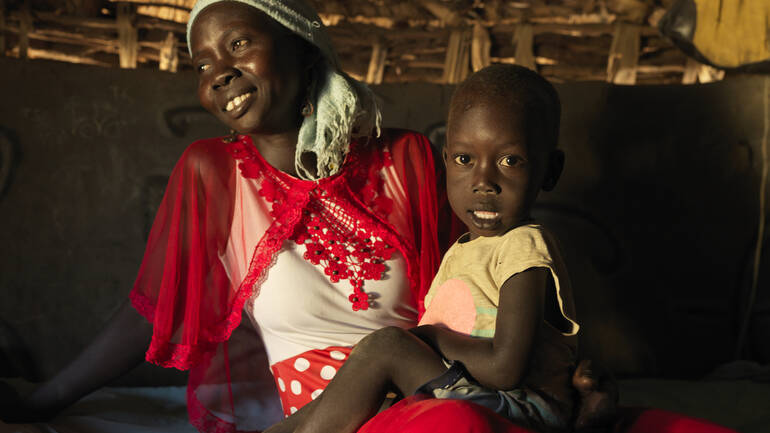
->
[360, 399, 740, 433]
[619, 407, 738, 433]
[359, 396, 533, 433]
[129, 130, 456, 432]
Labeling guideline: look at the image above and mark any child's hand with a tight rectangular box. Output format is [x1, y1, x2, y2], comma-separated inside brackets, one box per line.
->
[572, 360, 619, 430]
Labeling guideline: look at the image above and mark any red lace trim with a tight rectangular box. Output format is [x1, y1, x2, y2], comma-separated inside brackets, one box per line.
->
[129, 290, 155, 322]
[226, 136, 405, 311]
[131, 284, 214, 370]
[188, 381, 258, 433]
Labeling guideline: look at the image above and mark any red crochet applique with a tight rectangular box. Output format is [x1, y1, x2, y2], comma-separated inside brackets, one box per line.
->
[226, 137, 399, 311]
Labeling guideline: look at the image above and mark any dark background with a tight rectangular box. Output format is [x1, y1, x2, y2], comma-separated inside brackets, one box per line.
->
[1, 57, 768, 386]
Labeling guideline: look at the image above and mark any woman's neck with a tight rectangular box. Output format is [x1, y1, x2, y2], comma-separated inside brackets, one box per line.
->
[250, 129, 300, 176]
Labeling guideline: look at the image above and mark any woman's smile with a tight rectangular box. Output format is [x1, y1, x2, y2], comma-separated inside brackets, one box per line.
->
[223, 89, 257, 117]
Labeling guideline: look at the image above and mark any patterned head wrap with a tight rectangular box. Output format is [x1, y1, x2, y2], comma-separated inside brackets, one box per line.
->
[187, 0, 381, 179]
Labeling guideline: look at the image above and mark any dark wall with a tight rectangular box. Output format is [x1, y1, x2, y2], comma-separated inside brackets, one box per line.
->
[0, 58, 768, 385]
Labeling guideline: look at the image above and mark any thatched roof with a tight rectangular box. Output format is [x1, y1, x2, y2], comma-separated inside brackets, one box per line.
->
[0, 0, 724, 84]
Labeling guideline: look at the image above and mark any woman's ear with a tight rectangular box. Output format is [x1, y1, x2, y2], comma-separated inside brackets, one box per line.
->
[303, 42, 323, 73]
[542, 149, 564, 191]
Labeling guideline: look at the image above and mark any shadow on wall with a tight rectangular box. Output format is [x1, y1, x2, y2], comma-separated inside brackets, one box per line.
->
[0, 128, 19, 202]
[0, 58, 767, 385]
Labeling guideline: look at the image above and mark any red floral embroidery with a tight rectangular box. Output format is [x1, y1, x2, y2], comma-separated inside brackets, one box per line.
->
[226, 137, 400, 311]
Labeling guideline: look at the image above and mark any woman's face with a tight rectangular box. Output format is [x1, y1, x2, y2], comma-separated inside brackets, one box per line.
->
[189, 2, 307, 134]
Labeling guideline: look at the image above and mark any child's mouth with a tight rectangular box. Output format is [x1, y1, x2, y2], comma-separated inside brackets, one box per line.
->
[469, 210, 501, 230]
[472, 210, 499, 220]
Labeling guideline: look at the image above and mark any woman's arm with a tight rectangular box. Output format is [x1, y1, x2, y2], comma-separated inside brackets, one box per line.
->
[410, 267, 548, 390]
[1, 301, 151, 422]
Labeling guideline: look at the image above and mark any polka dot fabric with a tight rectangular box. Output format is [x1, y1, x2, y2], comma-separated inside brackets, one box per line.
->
[270, 346, 352, 417]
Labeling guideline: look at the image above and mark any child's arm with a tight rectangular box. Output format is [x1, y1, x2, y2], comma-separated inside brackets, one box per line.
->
[410, 267, 548, 390]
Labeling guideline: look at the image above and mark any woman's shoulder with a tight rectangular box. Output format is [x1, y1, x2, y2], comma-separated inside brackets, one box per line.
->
[377, 128, 433, 154]
[176, 136, 237, 175]
[369, 128, 437, 172]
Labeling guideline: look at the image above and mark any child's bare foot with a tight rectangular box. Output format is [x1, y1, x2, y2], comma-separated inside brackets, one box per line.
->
[572, 360, 618, 431]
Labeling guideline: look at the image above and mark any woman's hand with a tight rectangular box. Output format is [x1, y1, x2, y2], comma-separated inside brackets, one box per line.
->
[0, 380, 23, 422]
[0, 380, 59, 423]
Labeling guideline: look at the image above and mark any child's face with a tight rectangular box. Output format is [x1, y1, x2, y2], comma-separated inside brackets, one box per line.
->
[444, 102, 551, 239]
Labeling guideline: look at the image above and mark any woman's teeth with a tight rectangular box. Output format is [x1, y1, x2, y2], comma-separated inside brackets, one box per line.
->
[473, 211, 499, 220]
[226, 92, 253, 112]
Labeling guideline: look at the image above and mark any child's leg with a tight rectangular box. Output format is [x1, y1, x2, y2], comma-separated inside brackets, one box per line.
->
[294, 326, 447, 433]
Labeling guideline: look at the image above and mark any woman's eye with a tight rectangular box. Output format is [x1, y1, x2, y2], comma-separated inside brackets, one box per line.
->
[499, 155, 524, 167]
[231, 38, 249, 50]
[453, 154, 471, 165]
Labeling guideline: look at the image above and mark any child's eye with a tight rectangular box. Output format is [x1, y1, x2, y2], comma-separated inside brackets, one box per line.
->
[453, 154, 471, 165]
[499, 155, 525, 167]
[197, 64, 210, 74]
[231, 38, 249, 50]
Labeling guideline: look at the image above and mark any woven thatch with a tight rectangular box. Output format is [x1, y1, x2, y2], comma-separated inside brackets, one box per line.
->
[0, 0, 724, 84]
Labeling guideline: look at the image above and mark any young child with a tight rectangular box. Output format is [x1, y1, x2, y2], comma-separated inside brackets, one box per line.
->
[282, 64, 602, 433]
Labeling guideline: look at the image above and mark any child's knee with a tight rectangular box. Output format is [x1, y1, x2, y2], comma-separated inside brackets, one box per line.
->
[353, 326, 411, 358]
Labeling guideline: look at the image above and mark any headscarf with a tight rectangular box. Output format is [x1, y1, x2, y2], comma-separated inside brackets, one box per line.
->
[187, 0, 381, 180]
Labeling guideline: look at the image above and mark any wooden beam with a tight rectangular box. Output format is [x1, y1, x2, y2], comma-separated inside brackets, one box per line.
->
[136, 16, 186, 33]
[34, 11, 117, 30]
[682, 57, 699, 84]
[681, 58, 724, 84]
[70, 0, 103, 17]
[636, 65, 686, 74]
[607, 23, 640, 84]
[471, 23, 491, 72]
[442, 28, 471, 84]
[18, 1, 32, 60]
[365, 41, 387, 84]
[27, 47, 112, 67]
[697, 64, 724, 83]
[159, 30, 178, 72]
[109, 1, 192, 14]
[682, 58, 725, 84]
[512, 24, 535, 70]
[3, 25, 117, 49]
[416, 0, 462, 26]
[399, 60, 444, 69]
[0, 0, 5, 57]
[117, 2, 138, 69]
[493, 22, 658, 37]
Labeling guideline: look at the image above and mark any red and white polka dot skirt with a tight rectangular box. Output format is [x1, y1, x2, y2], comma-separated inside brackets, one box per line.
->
[270, 346, 352, 417]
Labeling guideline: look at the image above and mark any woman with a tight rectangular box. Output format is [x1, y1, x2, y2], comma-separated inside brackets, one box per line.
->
[2, 0, 503, 432]
[137, 1, 447, 429]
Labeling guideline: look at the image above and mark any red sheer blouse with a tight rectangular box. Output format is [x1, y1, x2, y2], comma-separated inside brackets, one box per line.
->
[129, 130, 445, 432]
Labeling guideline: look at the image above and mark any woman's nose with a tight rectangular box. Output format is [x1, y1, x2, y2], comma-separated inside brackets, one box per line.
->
[212, 67, 241, 90]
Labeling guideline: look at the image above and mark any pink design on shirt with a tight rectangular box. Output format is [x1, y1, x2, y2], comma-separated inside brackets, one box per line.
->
[418, 278, 476, 335]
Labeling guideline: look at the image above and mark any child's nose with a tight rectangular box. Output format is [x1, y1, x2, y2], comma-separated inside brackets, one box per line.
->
[472, 164, 501, 194]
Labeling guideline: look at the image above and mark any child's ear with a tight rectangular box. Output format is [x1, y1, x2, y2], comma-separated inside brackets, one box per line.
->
[542, 149, 564, 192]
[442, 147, 449, 167]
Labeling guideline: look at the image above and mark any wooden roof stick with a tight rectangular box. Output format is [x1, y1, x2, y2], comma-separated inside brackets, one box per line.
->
[117, 2, 138, 69]
[607, 23, 639, 85]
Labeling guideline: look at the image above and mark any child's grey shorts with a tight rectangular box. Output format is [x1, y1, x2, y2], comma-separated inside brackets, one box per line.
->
[415, 360, 570, 432]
